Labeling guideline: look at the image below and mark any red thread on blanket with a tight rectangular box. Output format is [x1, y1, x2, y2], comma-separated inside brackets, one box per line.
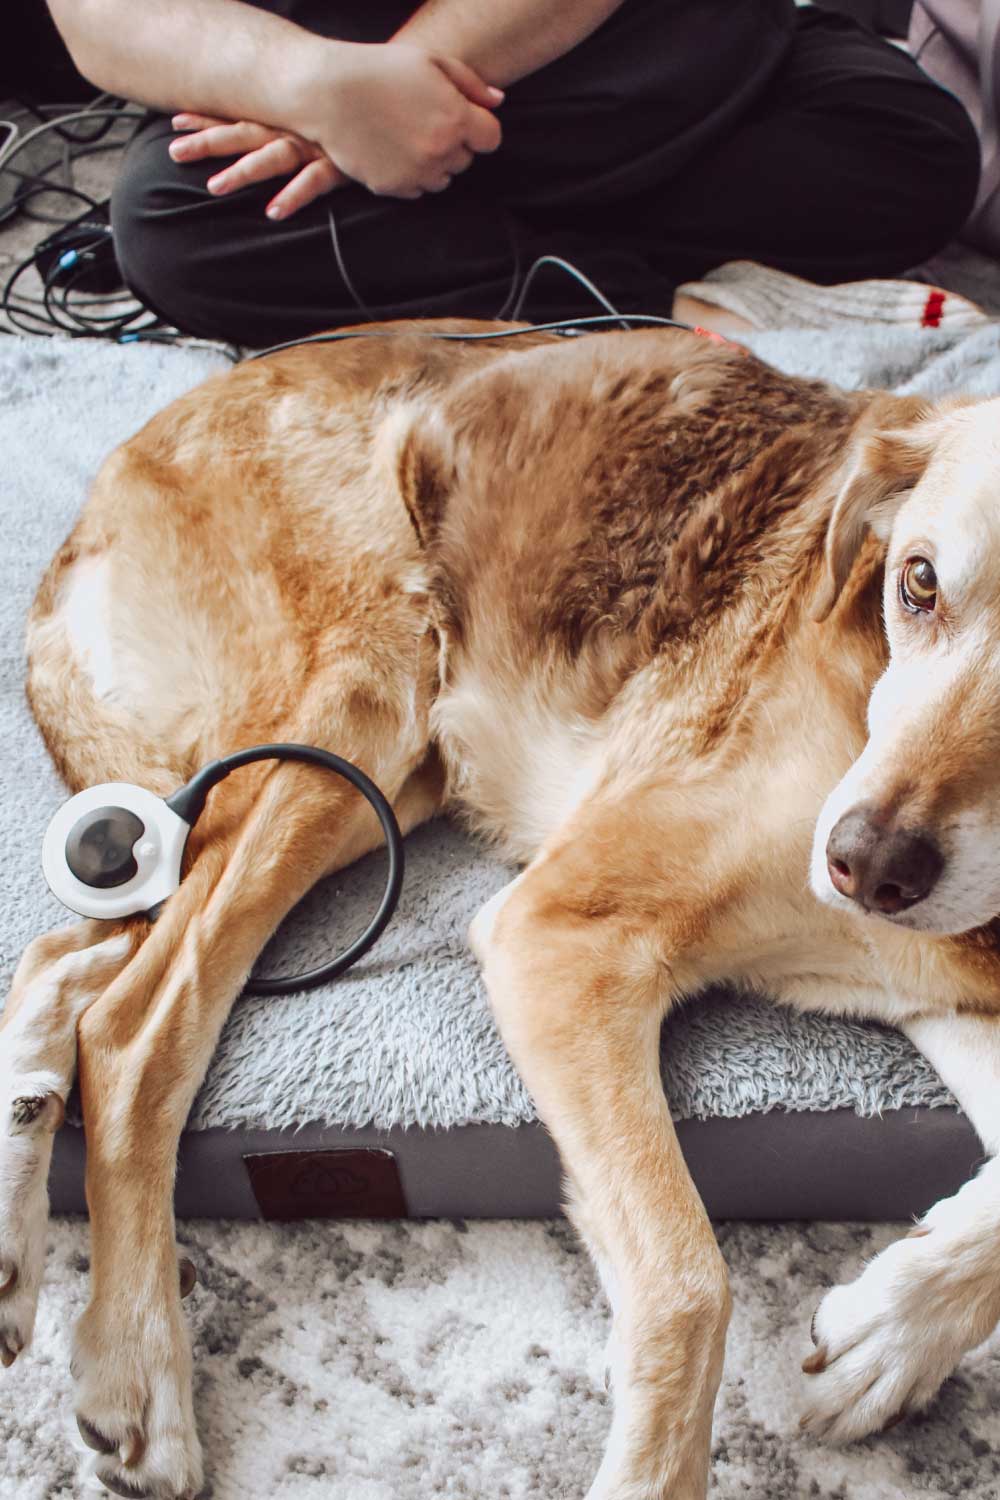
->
[922, 290, 946, 328]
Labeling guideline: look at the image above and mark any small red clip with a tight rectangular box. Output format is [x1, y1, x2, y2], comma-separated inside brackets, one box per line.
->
[692, 325, 749, 356]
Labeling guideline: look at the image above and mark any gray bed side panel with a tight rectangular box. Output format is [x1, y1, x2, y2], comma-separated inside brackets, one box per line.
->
[48, 1107, 982, 1222]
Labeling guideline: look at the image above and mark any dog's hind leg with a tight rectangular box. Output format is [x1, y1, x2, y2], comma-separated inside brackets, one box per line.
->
[0, 922, 141, 1369]
[476, 804, 731, 1500]
[802, 1009, 1000, 1442]
[68, 681, 434, 1500]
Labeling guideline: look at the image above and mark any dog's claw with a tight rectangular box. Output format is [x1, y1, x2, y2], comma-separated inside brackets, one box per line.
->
[97, 1471, 150, 1500]
[907, 1224, 931, 1239]
[809, 1310, 819, 1346]
[78, 1416, 117, 1454]
[799, 1409, 834, 1440]
[0, 1328, 24, 1368]
[120, 1428, 146, 1469]
[178, 1257, 197, 1300]
[0, 1260, 18, 1297]
[802, 1346, 828, 1375]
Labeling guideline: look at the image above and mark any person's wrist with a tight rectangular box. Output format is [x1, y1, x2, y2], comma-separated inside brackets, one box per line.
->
[285, 36, 363, 141]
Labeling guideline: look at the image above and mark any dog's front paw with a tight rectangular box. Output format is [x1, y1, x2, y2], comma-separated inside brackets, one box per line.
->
[800, 1222, 1000, 1441]
[0, 1089, 65, 1365]
[73, 1297, 203, 1500]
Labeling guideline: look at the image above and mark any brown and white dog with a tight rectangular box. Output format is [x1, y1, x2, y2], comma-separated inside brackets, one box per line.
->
[4, 320, 1000, 1500]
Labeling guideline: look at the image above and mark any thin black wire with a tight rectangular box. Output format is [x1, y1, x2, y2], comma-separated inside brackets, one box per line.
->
[1, 254, 56, 336]
[327, 199, 531, 328]
[163, 744, 405, 994]
[12, 96, 131, 146]
[10, 135, 138, 224]
[492, 209, 524, 322]
[246, 311, 697, 364]
[327, 202, 374, 320]
[510, 253, 632, 328]
[45, 260, 155, 337]
[5, 176, 102, 221]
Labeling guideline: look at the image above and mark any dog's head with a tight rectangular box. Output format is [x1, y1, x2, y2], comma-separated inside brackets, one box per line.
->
[810, 393, 1000, 934]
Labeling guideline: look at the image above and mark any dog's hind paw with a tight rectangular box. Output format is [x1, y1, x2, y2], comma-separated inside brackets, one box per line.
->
[73, 1300, 204, 1500]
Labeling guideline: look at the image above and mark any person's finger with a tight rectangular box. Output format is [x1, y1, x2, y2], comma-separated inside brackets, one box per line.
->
[265, 157, 347, 219]
[433, 56, 504, 111]
[423, 172, 453, 194]
[170, 121, 274, 163]
[207, 137, 306, 195]
[462, 105, 503, 156]
[441, 146, 474, 176]
[170, 112, 229, 133]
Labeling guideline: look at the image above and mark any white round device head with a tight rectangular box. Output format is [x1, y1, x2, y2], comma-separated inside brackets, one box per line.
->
[42, 783, 191, 919]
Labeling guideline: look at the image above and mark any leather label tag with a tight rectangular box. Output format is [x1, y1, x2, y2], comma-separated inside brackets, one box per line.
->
[243, 1147, 408, 1221]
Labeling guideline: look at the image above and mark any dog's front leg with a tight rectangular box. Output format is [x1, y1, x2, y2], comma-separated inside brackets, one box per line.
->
[801, 1009, 1000, 1440]
[477, 853, 730, 1500]
[0, 924, 137, 1371]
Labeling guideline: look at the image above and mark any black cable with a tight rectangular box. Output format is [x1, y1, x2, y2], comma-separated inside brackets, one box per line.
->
[492, 209, 524, 322]
[510, 254, 632, 328]
[2, 173, 100, 222]
[164, 743, 405, 994]
[10, 133, 138, 225]
[48, 256, 155, 336]
[1, 253, 56, 336]
[13, 96, 132, 146]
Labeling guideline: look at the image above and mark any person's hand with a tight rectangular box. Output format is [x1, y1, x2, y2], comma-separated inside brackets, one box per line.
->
[168, 44, 503, 218]
[298, 41, 504, 200]
[169, 116, 345, 219]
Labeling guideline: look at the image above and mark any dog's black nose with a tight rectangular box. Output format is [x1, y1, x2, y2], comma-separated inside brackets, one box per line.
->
[826, 808, 943, 916]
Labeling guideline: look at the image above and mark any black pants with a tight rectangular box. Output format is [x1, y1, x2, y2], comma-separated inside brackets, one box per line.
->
[111, 4, 981, 347]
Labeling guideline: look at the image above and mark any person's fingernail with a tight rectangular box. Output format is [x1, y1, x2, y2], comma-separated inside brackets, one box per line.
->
[266, 203, 284, 220]
[169, 141, 187, 158]
[207, 175, 224, 193]
[488, 87, 505, 104]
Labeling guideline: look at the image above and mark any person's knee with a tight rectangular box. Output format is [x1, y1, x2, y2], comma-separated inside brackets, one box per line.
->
[898, 83, 981, 256]
[110, 122, 208, 330]
[851, 74, 981, 268]
[110, 121, 299, 343]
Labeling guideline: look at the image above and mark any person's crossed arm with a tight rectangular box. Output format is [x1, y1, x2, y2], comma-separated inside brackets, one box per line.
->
[47, 0, 627, 218]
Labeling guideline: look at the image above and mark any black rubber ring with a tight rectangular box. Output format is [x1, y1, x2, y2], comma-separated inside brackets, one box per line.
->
[165, 743, 404, 996]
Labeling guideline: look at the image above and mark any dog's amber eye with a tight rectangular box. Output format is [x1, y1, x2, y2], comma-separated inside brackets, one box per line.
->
[899, 557, 938, 613]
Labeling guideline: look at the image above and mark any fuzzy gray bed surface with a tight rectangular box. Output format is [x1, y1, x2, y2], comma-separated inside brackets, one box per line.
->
[3, 324, 999, 1217]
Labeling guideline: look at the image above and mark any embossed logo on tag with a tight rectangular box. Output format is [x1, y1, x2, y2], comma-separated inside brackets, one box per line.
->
[243, 1148, 407, 1221]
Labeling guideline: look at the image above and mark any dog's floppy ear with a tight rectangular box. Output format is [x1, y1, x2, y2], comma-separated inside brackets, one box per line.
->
[393, 406, 458, 550]
[810, 397, 942, 624]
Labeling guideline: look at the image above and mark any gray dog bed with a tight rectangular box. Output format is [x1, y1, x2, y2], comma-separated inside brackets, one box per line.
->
[3, 327, 998, 1222]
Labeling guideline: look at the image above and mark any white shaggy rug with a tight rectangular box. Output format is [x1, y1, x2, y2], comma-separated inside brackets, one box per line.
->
[4, 1216, 1000, 1499]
